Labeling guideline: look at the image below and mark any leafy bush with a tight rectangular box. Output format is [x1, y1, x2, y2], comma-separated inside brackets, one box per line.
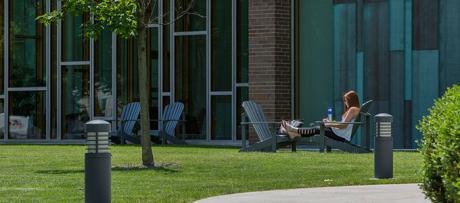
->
[417, 85, 460, 203]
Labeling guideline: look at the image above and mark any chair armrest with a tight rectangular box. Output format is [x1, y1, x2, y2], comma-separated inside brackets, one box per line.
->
[162, 119, 187, 123]
[150, 119, 186, 122]
[240, 121, 281, 125]
[149, 130, 160, 136]
[313, 120, 364, 125]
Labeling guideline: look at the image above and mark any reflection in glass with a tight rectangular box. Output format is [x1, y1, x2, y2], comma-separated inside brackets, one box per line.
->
[0, 0, 3, 94]
[62, 13, 89, 61]
[175, 0, 206, 32]
[236, 87, 248, 140]
[62, 66, 90, 139]
[117, 37, 138, 113]
[51, 0, 57, 139]
[149, 29, 160, 129]
[9, 0, 46, 87]
[211, 0, 232, 91]
[94, 31, 113, 117]
[237, 0, 248, 83]
[211, 96, 231, 140]
[163, 0, 170, 92]
[8, 92, 46, 139]
[116, 30, 159, 128]
[175, 36, 206, 139]
[0, 100, 3, 139]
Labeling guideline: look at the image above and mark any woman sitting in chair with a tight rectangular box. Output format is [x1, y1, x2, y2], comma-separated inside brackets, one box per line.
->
[283, 90, 360, 142]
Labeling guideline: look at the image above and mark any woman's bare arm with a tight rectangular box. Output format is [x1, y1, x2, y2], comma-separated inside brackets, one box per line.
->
[324, 107, 360, 129]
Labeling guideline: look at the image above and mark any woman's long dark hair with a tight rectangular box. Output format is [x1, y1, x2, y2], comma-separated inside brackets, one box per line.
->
[343, 91, 360, 115]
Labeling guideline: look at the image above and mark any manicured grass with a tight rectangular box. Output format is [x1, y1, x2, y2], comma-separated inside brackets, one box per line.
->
[0, 145, 421, 202]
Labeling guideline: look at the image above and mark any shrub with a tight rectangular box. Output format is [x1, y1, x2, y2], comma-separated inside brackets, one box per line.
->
[417, 85, 460, 203]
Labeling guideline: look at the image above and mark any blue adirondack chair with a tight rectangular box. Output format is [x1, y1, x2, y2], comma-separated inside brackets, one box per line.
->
[150, 102, 187, 145]
[109, 102, 141, 144]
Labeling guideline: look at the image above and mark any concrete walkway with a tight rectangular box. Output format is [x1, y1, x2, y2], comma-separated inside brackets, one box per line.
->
[196, 184, 430, 203]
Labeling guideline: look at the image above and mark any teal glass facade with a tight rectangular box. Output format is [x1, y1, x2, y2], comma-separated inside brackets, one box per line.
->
[296, 0, 460, 149]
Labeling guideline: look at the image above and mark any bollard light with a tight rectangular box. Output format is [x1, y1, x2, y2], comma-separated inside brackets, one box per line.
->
[86, 121, 110, 153]
[374, 113, 393, 179]
[85, 120, 111, 203]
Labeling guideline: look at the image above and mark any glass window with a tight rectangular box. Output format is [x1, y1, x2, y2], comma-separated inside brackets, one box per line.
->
[211, 0, 232, 91]
[148, 28, 160, 128]
[62, 65, 90, 139]
[51, 0, 57, 139]
[8, 91, 46, 139]
[61, 13, 90, 61]
[175, 35, 206, 139]
[175, 0, 206, 32]
[9, 0, 46, 87]
[0, 0, 3, 94]
[116, 32, 159, 127]
[0, 99, 3, 139]
[211, 96, 231, 140]
[94, 31, 113, 117]
[117, 38, 139, 111]
[237, 0, 248, 83]
[236, 86, 248, 140]
[163, 0, 170, 92]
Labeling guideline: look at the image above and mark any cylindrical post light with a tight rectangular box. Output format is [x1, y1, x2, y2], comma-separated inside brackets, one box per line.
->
[85, 120, 111, 203]
[374, 113, 393, 179]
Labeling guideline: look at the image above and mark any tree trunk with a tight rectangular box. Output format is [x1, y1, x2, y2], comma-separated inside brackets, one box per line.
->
[137, 25, 155, 167]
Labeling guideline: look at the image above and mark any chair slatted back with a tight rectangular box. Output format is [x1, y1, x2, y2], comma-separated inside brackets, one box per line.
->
[350, 100, 373, 139]
[242, 101, 273, 141]
[120, 102, 141, 136]
[162, 102, 184, 136]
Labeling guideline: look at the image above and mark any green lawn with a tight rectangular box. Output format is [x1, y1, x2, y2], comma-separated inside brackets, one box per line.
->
[0, 145, 422, 202]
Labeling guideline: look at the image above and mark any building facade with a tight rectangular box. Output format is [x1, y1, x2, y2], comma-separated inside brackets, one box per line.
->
[1, 0, 459, 149]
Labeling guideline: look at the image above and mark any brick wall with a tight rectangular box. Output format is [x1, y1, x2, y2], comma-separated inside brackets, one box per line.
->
[248, 0, 292, 143]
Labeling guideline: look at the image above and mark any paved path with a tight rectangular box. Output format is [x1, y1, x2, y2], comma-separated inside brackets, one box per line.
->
[196, 184, 430, 203]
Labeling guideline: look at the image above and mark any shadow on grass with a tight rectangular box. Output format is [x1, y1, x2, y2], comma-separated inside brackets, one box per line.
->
[35, 163, 179, 174]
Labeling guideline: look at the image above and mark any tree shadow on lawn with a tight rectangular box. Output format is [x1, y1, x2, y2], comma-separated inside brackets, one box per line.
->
[35, 163, 179, 174]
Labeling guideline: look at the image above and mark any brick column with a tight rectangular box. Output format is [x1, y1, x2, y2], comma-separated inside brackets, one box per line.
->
[248, 0, 292, 143]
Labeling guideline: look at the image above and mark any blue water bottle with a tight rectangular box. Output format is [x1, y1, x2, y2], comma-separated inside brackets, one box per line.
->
[327, 107, 333, 121]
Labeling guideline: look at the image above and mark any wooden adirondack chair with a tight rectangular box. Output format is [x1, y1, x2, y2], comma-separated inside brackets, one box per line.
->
[109, 102, 141, 144]
[240, 101, 294, 152]
[297, 100, 373, 153]
[240, 100, 372, 153]
[150, 102, 187, 145]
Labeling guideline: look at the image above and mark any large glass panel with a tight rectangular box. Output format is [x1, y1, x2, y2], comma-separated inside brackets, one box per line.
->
[0, 99, 3, 139]
[117, 38, 138, 113]
[8, 91, 46, 139]
[163, 0, 170, 92]
[175, 0, 206, 32]
[150, 0, 159, 23]
[236, 86, 248, 140]
[94, 31, 113, 117]
[9, 0, 46, 87]
[175, 35, 206, 139]
[51, 0, 57, 139]
[237, 0, 248, 83]
[62, 65, 90, 139]
[211, 96, 231, 140]
[148, 28, 159, 128]
[0, 0, 3, 94]
[62, 13, 90, 61]
[116, 33, 159, 127]
[211, 0, 232, 91]
[296, 0, 334, 125]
